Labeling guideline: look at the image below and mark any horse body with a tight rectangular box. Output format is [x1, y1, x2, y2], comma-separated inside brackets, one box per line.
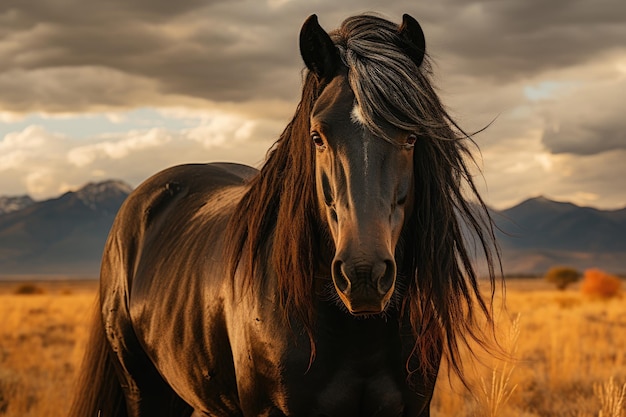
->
[71, 13, 498, 417]
[98, 162, 433, 416]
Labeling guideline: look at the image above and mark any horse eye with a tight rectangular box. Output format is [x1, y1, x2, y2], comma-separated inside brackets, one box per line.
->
[311, 132, 325, 148]
[405, 134, 418, 147]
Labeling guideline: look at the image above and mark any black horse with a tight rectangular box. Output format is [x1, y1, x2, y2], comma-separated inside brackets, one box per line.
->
[70, 14, 499, 417]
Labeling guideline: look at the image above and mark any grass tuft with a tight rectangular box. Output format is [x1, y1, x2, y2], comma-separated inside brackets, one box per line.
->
[595, 377, 626, 417]
[476, 314, 520, 417]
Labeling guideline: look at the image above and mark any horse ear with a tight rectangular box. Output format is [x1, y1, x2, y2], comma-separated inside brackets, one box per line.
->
[299, 14, 341, 81]
[398, 14, 426, 67]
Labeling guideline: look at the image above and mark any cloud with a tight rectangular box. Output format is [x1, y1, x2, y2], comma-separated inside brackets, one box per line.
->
[0, 0, 305, 113]
[543, 117, 626, 156]
[67, 128, 173, 167]
[0, 110, 276, 199]
[479, 134, 626, 210]
[0, 126, 66, 170]
[2, 0, 622, 114]
[440, 55, 626, 209]
[0, 67, 161, 113]
[538, 76, 626, 155]
[547, 150, 626, 208]
[430, 0, 626, 83]
[1, 1, 626, 209]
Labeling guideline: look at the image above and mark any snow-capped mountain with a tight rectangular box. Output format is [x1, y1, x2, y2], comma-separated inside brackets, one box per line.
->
[74, 180, 134, 211]
[0, 195, 35, 215]
[0, 180, 133, 275]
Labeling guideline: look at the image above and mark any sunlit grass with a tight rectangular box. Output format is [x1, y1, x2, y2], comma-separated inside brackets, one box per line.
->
[432, 282, 626, 416]
[0, 284, 95, 416]
[0, 279, 624, 416]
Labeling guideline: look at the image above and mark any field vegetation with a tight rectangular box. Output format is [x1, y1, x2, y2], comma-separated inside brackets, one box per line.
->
[0, 278, 624, 416]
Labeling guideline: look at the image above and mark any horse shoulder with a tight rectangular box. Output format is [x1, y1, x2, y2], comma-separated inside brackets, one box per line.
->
[100, 163, 253, 412]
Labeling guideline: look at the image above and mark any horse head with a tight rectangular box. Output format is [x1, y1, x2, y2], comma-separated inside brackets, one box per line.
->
[300, 14, 426, 315]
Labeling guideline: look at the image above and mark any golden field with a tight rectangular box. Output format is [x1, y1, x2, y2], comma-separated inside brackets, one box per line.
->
[0, 279, 624, 416]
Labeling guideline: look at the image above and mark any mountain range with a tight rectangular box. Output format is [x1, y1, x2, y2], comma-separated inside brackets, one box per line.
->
[0, 181, 132, 276]
[0, 181, 624, 277]
[494, 197, 626, 275]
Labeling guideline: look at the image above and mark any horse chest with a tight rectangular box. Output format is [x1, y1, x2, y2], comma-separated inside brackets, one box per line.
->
[278, 324, 414, 416]
[305, 367, 406, 417]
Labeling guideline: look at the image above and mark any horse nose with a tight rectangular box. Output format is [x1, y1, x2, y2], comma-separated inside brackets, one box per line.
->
[376, 260, 396, 295]
[331, 258, 396, 314]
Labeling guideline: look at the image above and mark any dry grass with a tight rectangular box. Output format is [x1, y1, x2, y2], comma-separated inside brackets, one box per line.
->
[0, 278, 624, 416]
[594, 377, 626, 417]
[475, 314, 520, 417]
[0, 281, 95, 416]
[431, 280, 626, 416]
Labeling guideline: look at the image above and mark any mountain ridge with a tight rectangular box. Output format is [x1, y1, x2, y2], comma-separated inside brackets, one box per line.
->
[0, 180, 132, 276]
[0, 184, 624, 277]
[494, 196, 626, 274]
[0, 195, 35, 215]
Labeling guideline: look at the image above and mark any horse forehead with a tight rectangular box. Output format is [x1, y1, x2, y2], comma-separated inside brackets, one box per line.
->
[311, 77, 371, 145]
[312, 75, 355, 119]
[312, 76, 395, 138]
[311, 75, 397, 150]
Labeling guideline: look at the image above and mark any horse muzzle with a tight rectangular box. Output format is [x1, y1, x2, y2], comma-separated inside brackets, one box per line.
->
[331, 256, 396, 315]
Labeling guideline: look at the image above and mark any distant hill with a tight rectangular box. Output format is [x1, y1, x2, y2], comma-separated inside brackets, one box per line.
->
[0, 195, 35, 215]
[494, 196, 626, 275]
[0, 181, 132, 276]
[0, 182, 624, 277]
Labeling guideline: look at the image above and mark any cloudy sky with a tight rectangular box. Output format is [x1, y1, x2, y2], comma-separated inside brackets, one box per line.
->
[1, 0, 625, 210]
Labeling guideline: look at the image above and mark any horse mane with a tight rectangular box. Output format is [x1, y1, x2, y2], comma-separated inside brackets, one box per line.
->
[226, 14, 500, 385]
[226, 69, 324, 334]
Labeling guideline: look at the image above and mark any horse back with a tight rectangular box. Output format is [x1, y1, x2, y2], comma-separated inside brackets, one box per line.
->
[102, 162, 255, 292]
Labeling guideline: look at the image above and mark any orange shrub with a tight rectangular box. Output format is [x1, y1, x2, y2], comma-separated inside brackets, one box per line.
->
[580, 268, 622, 298]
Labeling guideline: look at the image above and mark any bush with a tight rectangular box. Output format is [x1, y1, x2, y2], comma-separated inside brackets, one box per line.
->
[580, 268, 622, 299]
[545, 266, 581, 290]
[13, 283, 46, 295]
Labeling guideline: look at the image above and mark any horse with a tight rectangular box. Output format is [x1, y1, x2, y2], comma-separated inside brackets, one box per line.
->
[69, 13, 499, 417]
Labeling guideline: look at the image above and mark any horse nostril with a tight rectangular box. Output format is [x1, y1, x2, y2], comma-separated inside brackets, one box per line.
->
[332, 260, 350, 293]
[377, 260, 396, 295]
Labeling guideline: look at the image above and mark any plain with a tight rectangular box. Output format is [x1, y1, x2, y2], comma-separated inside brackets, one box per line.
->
[0, 278, 624, 417]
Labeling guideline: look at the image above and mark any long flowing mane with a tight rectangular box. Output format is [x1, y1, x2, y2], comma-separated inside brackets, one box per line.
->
[226, 14, 500, 383]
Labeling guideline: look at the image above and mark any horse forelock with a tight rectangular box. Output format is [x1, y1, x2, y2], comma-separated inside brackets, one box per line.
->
[330, 15, 443, 143]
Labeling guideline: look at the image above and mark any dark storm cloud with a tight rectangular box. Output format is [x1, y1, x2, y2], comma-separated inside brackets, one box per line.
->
[531, 74, 626, 156]
[428, 0, 626, 82]
[0, 0, 625, 112]
[0, 0, 306, 111]
[542, 116, 626, 156]
[0, 0, 213, 25]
